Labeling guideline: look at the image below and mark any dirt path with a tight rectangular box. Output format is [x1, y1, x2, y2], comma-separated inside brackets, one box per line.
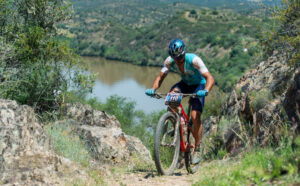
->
[104, 168, 199, 186]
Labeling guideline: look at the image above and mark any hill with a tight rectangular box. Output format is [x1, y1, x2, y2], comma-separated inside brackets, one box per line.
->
[65, 2, 273, 91]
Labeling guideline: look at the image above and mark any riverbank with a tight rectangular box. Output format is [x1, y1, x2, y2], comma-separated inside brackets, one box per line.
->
[82, 56, 181, 113]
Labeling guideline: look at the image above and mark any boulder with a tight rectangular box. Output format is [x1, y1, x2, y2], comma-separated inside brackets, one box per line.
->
[63, 103, 121, 128]
[0, 99, 94, 185]
[62, 104, 153, 165]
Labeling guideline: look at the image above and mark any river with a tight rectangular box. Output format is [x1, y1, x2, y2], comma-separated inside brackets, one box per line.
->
[83, 57, 181, 113]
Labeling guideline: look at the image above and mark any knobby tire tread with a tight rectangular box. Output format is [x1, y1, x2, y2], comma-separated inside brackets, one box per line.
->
[154, 112, 180, 175]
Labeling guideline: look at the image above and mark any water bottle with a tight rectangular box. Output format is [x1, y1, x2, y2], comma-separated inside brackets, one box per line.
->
[181, 117, 187, 139]
[180, 117, 185, 124]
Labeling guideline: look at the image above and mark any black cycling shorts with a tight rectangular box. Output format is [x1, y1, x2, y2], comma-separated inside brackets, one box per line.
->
[170, 80, 205, 112]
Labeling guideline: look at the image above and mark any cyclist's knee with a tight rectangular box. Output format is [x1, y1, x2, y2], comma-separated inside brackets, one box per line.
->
[170, 87, 180, 93]
[191, 110, 202, 121]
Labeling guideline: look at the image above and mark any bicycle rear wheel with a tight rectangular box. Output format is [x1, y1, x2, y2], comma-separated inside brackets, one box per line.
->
[184, 130, 201, 174]
[154, 112, 180, 175]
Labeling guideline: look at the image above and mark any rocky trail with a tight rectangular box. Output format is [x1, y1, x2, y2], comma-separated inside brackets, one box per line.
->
[105, 170, 193, 186]
[103, 157, 237, 186]
[0, 52, 299, 185]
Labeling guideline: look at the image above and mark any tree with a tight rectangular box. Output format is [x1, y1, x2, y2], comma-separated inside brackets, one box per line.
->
[0, 0, 94, 113]
[190, 9, 197, 15]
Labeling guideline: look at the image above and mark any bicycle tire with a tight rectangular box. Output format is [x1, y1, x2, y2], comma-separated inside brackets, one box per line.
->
[154, 112, 180, 175]
[184, 130, 201, 174]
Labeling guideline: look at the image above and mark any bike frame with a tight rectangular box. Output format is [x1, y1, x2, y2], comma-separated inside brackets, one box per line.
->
[155, 93, 196, 152]
[178, 100, 195, 153]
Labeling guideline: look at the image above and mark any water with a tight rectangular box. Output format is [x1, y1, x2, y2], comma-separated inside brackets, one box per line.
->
[83, 57, 181, 113]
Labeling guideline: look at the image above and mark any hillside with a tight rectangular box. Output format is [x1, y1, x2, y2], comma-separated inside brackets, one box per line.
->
[65, 3, 273, 91]
[1, 54, 298, 185]
[0, 0, 299, 185]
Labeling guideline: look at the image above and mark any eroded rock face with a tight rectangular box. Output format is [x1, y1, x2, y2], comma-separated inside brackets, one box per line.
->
[0, 99, 93, 185]
[203, 54, 299, 153]
[283, 68, 300, 128]
[223, 54, 299, 126]
[62, 104, 153, 165]
[223, 54, 299, 147]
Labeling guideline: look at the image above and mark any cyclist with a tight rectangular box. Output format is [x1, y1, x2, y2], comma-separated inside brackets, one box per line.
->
[145, 39, 215, 164]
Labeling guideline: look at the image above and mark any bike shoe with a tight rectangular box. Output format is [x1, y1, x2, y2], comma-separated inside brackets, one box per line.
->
[191, 145, 201, 164]
[176, 151, 185, 169]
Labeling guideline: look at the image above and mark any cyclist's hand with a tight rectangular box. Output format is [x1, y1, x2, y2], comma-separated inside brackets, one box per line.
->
[145, 89, 156, 97]
[196, 89, 208, 97]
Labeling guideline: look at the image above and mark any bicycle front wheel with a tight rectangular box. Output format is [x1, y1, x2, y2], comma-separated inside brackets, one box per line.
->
[154, 112, 180, 175]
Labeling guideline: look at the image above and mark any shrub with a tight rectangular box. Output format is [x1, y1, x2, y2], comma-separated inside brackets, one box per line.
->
[45, 122, 90, 166]
[212, 10, 219, 15]
[202, 87, 227, 119]
[249, 89, 272, 112]
[261, 0, 300, 68]
[0, 0, 94, 113]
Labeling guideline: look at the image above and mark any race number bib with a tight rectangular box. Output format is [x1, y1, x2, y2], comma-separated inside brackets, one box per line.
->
[165, 93, 183, 106]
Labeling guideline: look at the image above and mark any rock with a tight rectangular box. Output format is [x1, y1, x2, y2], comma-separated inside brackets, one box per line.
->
[202, 116, 218, 135]
[61, 104, 153, 165]
[0, 99, 94, 185]
[283, 68, 300, 131]
[77, 125, 129, 163]
[63, 103, 121, 128]
[220, 53, 299, 145]
[125, 135, 152, 163]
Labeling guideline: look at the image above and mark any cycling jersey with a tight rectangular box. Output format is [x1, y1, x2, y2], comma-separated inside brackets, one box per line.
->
[161, 53, 208, 85]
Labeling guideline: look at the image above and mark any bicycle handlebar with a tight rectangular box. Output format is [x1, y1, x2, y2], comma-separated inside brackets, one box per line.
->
[154, 92, 197, 99]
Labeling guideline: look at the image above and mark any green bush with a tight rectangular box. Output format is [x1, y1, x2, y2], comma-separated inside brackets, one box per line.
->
[249, 89, 272, 112]
[195, 138, 300, 185]
[0, 0, 94, 113]
[261, 0, 300, 68]
[202, 87, 226, 119]
[212, 10, 219, 15]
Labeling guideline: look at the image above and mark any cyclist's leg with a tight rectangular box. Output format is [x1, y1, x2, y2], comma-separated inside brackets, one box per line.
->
[191, 110, 202, 146]
[190, 84, 206, 164]
[190, 83, 205, 144]
[190, 109, 203, 164]
[169, 81, 188, 168]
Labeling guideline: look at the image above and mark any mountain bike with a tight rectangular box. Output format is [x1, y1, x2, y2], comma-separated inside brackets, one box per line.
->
[153, 92, 201, 175]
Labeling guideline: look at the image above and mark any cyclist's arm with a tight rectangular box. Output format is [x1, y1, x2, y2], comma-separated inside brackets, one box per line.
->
[151, 72, 167, 90]
[192, 56, 215, 92]
[151, 57, 171, 89]
[201, 72, 214, 92]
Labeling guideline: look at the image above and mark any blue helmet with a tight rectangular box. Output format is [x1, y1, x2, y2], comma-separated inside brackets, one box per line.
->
[168, 39, 186, 59]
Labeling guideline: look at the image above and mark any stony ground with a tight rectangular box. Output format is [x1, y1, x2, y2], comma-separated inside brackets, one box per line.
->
[105, 169, 195, 186]
[101, 157, 242, 186]
[100, 158, 222, 186]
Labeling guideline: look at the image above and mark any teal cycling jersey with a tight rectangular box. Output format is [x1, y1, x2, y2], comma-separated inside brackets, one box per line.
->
[161, 53, 208, 85]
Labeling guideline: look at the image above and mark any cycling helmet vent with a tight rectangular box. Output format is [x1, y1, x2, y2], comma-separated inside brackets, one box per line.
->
[168, 39, 186, 59]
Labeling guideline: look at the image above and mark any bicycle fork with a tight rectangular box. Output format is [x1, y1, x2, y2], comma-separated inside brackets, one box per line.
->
[161, 114, 180, 147]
